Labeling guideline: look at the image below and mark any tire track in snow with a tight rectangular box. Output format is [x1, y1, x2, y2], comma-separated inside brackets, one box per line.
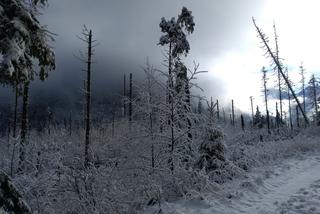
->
[233, 155, 320, 214]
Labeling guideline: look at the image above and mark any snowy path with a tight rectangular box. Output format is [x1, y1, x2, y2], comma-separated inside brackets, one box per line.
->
[148, 154, 320, 214]
[232, 155, 320, 214]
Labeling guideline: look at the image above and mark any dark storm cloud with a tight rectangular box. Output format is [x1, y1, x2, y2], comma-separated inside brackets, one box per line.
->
[1, 0, 264, 108]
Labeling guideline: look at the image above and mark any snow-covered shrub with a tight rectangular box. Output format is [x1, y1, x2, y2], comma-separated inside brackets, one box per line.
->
[194, 127, 226, 171]
[194, 127, 244, 184]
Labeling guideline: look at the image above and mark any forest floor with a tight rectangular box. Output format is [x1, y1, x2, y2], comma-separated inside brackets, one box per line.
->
[144, 129, 320, 214]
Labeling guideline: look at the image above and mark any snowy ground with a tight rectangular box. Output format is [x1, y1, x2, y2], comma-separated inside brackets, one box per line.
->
[144, 153, 320, 214]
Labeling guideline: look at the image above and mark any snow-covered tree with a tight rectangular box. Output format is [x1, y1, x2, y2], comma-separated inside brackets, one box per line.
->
[0, 0, 55, 84]
[253, 106, 264, 128]
[0, 172, 31, 213]
[158, 7, 195, 59]
[308, 74, 320, 125]
[0, 0, 55, 171]
[194, 127, 226, 172]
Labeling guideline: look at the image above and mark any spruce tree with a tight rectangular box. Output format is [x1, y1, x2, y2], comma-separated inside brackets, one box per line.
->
[0, 0, 55, 170]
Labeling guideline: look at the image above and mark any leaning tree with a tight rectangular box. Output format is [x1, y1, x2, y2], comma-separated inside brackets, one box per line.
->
[252, 18, 309, 125]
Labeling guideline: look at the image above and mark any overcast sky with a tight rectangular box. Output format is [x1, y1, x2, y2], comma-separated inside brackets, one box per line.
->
[3, 0, 320, 114]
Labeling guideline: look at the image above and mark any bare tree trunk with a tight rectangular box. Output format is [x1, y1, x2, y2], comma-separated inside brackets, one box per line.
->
[111, 110, 115, 138]
[231, 99, 235, 126]
[262, 67, 270, 133]
[287, 68, 293, 130]
[12, 86, 19, 138]
[296, 105, 300, 128]
[69, 111, 72, 136]
[250, 96, 254, 127]
[300, 62, 306, 113]
[311, 74, 318, 123]
[273, 22, 283, 122]
[129, 73, 133, 131]
[7, 119, 11, 143]
[18, 81, 29, 171]
[149, 93, 155, 170]
[288, 94, 293, 130]
[216, 99, 220, 120]
[84, 30, 92, 168]
[123, 74, 127, 117]
[241, 114, 245, 131]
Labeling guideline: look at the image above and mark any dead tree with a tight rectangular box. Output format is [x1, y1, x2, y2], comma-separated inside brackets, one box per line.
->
[252, 18, 309, 124]
[241, 114, 245, 131]
[262, 67, 270, 133]
[206, 97, 217, 125]
[18, 81, 30, 171]
[250, 96, 254, 127]
[216, 99, 220, 120]
[77, 26, 98, 168]
[286, 67, 293, 130]
[296, 105, 300, 128]
[309, 74, 319, 123]
[276, 102, 280, 128]
[129, 73, 133, 130]
[231, 99, 235, 126]
[12, 86, 20, 138]
[300, 62, 306, 113]
[143, 59, 156, 170]
[7, 118, 11, 143]
[69, 111, 72, 136]
[197, 96, 203, 114]
[84, 29, 93, 167]
[123, 74, 127, 117]
[47, 107, 52, 135]
[273, 22, 283, 122]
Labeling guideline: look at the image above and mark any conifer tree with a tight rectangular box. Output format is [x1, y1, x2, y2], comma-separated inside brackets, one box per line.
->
[253, 106, 263, 128]
[0, 0, 55, 170]
[309, 74, 319, 124]
[158, 7, 196, 172]
[300, 62, 306, 113]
